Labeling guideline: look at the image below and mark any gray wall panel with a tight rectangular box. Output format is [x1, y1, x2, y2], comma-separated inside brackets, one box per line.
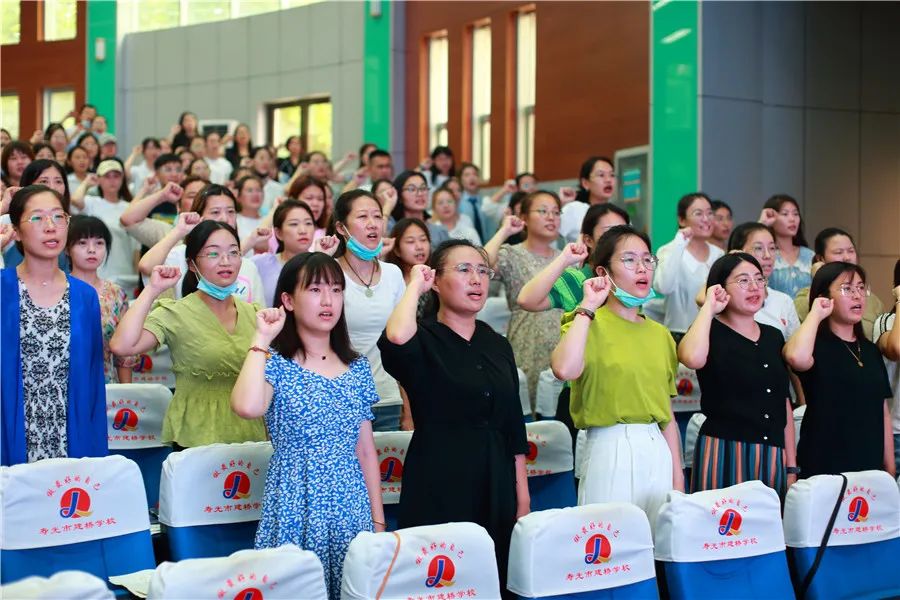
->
[216, 19, 250, 80]
[154, 29, 188, 87]
[859, 113, 900, 256]
[701, 1, 761, 101]
[278, 10, 311, 72]
[761, 2, 804, 107]
[185, 26, 219, 84]
[860, 3, 900, 113]
[248, 12, 281, 76]
[761, 106, 804, 201]
[804, 3, 860, 111]
[803, 109, 860, 239]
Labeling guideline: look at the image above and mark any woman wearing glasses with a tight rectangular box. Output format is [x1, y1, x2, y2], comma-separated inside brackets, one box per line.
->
[1, 185, 106, 465]
[551, 225, 683, 522]
[654, 192, 725, 338]
[784, 262, 895, 478]
[110, 221, 267, 449]
[388, 171, 449, 248]
[379, 239, 529, 596]
[485, 190, 564, 412]
[679, 253, 797, 495]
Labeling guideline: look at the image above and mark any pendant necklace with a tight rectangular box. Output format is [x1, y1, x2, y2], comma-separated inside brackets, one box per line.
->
[344, 257, 377, 297]
[844, 340, 864, 367]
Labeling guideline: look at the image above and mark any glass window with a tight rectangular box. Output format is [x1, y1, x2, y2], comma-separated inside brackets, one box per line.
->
[272, 105, 302, 159]
[235, 1, 281, 18]
[1, 1, 20, 45]
[471, 24, 491, 180]
[43, 0, 78, 41]
[427, 33, 449, 150]
[281, 0, 321, 7]
[43, 89, 75, 130]
[516, 10, 536, 173]
[267, 98, 331, 160]
[135, 0, 180, 32]
[307, 100, 332, 158]
[1, 94, 20, 140]
[183, 1, 230, 25]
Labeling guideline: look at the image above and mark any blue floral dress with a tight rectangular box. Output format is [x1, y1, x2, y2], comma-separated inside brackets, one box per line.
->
[768, 246, 814, 299]
[254, 352, 379, 599]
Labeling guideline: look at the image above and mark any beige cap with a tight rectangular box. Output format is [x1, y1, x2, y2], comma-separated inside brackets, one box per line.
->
[97, 160, 123, 177]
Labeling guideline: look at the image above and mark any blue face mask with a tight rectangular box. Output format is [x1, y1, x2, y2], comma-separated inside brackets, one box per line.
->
[609, 275, 659, 309]
[346, 235, 383, 261]
[194, 266, 239, 301]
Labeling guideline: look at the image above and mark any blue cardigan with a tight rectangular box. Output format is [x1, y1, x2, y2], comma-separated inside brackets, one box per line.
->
[1, 268, 108, 465]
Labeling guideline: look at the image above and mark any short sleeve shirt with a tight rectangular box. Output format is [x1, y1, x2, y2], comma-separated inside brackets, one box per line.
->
[548, 265, 592, 311]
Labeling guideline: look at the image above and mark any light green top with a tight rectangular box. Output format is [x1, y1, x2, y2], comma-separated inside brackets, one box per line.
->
[144, 293, 267, 447]
[562, 304, 677, 429]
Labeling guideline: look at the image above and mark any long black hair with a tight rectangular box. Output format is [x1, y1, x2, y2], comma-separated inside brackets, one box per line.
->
[329, 189, 382, 258]
[271, 252, 359, 365]
[21, 159, 72, 202]
[272, 199, 315, 253]
[764, 194, 808, 248]
[575, 156, 614, 204]
[391, 170, 429, 222]
[182, 221, 241, 297]
[706, 252, 763, 289]
[728, 221, 775, 252]
[809, 261, 867, 341]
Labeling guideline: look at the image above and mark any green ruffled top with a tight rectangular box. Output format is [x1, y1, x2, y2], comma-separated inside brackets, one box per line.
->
[144, 293, 267, 447]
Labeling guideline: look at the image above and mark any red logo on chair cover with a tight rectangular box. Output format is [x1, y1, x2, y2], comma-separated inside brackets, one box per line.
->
[134, 354, 154, 373]
[380, 457, 403, 483]
[59, 487, 93, 519]
[718, 508, 742, 536]
[583, 533, 612, 564]
[848, 496, 869, 523]
[425, 554, 456, 588]
[233, 588, 263, 600]
[526, 441, 539, 464]
[676, 377, 693, 396]
[112, 408, 139, 432]
[223, 471, 252, 500]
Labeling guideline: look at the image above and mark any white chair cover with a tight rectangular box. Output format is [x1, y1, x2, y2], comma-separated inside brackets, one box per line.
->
[784, 470, 900, 548]
[0, 571, 114, 599]
[0, 456, 150, 550]
[157, 442, 273, 527]
[105, 384, 172, 450]
[130, 345, 175, 388]
[374, 431, 413, 505]
[341, 522, 501, 599]
[655, 481, 786, 562]
[793, 405, 805, 446]
[518, 368, 531, 417]
[535, 369, 564, 418]
[147, 544, 327, 599]
[672, 364, 701, 413]
[478, 296, 511, 336]
[508, 503, 655, 597]
[575, 429, 587, 480]
[525, 421, 574, 477]
[683, 413, 707, 467]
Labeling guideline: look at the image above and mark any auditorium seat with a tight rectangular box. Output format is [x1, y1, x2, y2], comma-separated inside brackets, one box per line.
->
[478, 296, 511, 336]
[0, 570, 114, 599]
[783, 470, 900, 600]
[373, 430, 413, 531]
[682, 413, 706, 488]
[341, 522, 501, 599]
[654, 480, 793, 599]
[105, 383, 173, 510]
[157, 441, 273, 560]
[535, 368, 564, 420]
[575, 430, 587, 481]
[508, 502, 659, 599]
[0, 456, 155, 589]
[792, 405, 805, 446]
[147, 544, 327, 599]
[519, 367, 533, 422]
[525, 421, 576, 511]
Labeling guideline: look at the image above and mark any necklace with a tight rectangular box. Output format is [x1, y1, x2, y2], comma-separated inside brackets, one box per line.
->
[343, 257, 378, 297]
[844, 340, 864, 367]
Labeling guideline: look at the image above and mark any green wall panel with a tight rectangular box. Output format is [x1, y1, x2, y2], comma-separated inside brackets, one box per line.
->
[86, 0, 117, 132]
[363, 0, 391, 149]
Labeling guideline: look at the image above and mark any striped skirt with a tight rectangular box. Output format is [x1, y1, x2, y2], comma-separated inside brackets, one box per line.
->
[691, 434, 786, 498]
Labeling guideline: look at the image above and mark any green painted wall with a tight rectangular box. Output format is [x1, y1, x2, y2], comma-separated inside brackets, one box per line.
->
[650, 0, 699, 245]
[363, 0, 391, 148]
[86, 0, 117, 131]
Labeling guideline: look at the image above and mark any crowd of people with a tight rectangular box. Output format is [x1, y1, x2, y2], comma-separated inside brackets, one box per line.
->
[1, 106, 898, 599]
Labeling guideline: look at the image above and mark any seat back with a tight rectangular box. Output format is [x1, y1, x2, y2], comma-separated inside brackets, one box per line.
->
[158, 442, 273, 560]
[105, 383, 173, 508]
[147, 544, 327, 599]
[783, 470, 900, 599]
[575, 430, 587, 480]
[535, 369, 564, 419]
[0, 570, 114, 599]
[793, 405, 805, 446]
[374, 430, 413, 531]
[673, 364, 700, 413]
[525, 421, 576, 511]
[518, 368, 532, 421]
[654, 481, 792, 599]
[341, 522, 501, 599]
[478, 296, 511, 336]
[683, 413, 707, 488]
[508, 503, 658, 599]
[130, 345, 176, 388]
[0, 456, 154, 585]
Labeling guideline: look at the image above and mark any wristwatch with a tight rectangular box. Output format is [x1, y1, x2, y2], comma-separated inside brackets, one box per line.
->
[573, 307, 595, 321]
[786, 466, 801, 475]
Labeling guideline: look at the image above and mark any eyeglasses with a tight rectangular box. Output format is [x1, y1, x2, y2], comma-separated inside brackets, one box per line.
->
[727, 275, 767, 290]
[530, 208, 561, 218]
[402, 185, 429, 194]
[618, 254, 658, 271]
[839, 283, 870, 298]
[197, 249, 241, 262]
[689, 210, 714, 219]
[443, 262, 495, 280]
[24, 213, 70, 227]
[748, 244, 776, 259]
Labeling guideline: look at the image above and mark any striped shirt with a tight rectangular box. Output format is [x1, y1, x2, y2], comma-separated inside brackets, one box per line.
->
[548, 265, 593, 311]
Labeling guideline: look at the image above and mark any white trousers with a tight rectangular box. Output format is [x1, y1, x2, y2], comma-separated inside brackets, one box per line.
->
[578, 423, 673, 530]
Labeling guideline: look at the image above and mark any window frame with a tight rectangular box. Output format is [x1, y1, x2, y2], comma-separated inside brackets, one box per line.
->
[265, 95, 332, 157]
[42, 87, 76, 131]
[426, 31, 450, 152]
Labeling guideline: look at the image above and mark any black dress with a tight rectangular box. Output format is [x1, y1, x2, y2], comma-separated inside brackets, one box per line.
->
[378, 317, 528, 591]
[797, 329, 892, 478]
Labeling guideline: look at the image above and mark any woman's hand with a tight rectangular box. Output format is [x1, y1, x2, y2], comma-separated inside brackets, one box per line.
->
[809, 297, 834, 321]
[561, 242, 590, 267]
[254, 306, 286, 346]
[581, 276, 611, 311]
[0, 223, 15, 248]
[516, 500, 531, 520]
[174, 211, 201, 237]
[759, 208, 777, 227]
[558, 186, 577, 206]
[703, 284, 730, 314]
[786, 473, 798, 489]
[1, 185, 21, 215]
[376, 185, 398, 215]
[678, 226, 694, 242]
[409, 264, 436, 296]
[313, 234, 339, 256]
[501, 214, 525, 237]
[148, 265, 182, 293]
